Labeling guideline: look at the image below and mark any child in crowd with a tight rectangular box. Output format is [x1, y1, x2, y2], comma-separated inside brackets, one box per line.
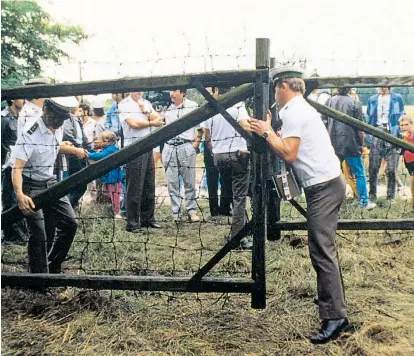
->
[399, 114, 414, 210]
[87, 131, 125, 218]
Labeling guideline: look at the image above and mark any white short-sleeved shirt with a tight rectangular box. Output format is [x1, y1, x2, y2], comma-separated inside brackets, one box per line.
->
[203, 102, 248, 154]
[18, 101, 43, 137]
[10, 118, 63, 181]
[118, 96, 153, 146]
[377, 94, 391, 126]
[164, 98, 199, 142]
[279, 95, 340, 188]
[83, 117, 97, 143]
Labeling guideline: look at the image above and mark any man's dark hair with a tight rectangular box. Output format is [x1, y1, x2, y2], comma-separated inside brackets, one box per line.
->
[80, 103, 90, 114]
[338, 87, 351, 95]
[6, 99, 13, 107]
[93, 108, 105, 117]
[172, 87, 186, 95]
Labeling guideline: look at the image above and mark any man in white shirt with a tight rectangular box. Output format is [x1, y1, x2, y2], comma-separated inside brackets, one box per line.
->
[10, 96, 87, 273]
[119, 92, 163, 232]
[163, 88, 202, 222]
[203, 87, 252, 249]
[249, 67, 348, 344]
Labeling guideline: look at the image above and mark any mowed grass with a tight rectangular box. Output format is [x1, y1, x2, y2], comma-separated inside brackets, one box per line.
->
[2, 162, 414, 355]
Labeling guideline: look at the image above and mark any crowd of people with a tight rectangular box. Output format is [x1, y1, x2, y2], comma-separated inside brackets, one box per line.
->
[1, 69, 413, 344]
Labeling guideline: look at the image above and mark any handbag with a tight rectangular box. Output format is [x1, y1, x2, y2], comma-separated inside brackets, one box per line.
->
[271, 160, 301, 200]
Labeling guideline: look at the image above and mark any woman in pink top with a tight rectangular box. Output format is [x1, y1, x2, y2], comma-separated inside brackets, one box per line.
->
[399, 114, 414, 210]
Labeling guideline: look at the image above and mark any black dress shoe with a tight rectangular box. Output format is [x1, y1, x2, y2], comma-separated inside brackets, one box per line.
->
[310, 318, 349, 344]
[141, 221, 162, 229]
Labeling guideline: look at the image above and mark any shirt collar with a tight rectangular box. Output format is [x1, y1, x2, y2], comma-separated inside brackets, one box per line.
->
[279, 95, 303, 121]
[24, 101, 43, 113]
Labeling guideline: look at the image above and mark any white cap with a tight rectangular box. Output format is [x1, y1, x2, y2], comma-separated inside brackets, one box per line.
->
[92, 96, 106, 109]
[44, 96, 78, 119]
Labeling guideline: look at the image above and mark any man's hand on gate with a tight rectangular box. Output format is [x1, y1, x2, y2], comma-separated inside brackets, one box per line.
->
[248, 110, 272, 136]
[16, 192, 36, 216]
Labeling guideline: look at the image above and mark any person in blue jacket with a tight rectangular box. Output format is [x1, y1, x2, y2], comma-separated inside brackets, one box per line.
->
[366, 87, 404, 200]
[87, 131, 125, 218]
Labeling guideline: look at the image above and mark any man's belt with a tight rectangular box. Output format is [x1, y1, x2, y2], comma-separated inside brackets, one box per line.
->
[167, 139, 192, 146]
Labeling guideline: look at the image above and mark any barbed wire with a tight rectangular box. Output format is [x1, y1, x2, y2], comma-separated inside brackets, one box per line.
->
[2, 41, 414, 310]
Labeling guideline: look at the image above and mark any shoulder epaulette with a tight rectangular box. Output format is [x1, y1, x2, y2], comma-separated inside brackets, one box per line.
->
[27, 122, 39, 135]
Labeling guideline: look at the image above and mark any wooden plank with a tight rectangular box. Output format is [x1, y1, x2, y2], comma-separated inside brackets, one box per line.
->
[274, 219, 414, 231]
[1, 273, 255, 293]
[307, 98, 414, 153]
[2, 83, 254, 226]
[305, 75, 414, 89]
[1, 69, 265, 101]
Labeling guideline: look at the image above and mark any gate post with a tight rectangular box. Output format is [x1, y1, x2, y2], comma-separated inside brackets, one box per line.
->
[251, 38, 270, 309]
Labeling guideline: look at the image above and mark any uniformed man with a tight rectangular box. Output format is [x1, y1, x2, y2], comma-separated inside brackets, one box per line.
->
[203, 87, 252, 249]
[249, 67, 349, 344]
[1, 98, 28, 244]
[9, 96, 87, 273]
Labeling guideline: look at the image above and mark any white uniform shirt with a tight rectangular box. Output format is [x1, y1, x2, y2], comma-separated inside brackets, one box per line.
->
[83, 117, 97, 143]
[279, 95, 340, 188]
[203, 102, 248, 154]
[10, 118, 63, 181]
[94, 116, 106, 139]
[18, 101, 43, 137]
[377, 94, 390, 126]
[164, 98, 199, 142]
[119, 96, 153, 146]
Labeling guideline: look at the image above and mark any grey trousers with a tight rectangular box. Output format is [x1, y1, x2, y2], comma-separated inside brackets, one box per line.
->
[369, 135, 400, 200]
[23, 177, 78, 273]
[162, 143, 197, 217]
[304, 174, 347, 320]
[214, 151, 249, 238]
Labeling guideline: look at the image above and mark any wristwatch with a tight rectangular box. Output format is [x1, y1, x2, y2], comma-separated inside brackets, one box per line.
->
[262, 129, 273, 140]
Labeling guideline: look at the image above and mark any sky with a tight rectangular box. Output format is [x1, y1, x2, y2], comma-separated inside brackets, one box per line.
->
[38, 0, 414, 83]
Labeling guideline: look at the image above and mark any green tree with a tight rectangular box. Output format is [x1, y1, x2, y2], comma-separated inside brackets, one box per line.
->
[1, 0, 87, 87]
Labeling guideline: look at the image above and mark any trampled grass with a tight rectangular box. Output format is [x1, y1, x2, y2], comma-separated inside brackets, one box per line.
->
[2, 163, 414, 355]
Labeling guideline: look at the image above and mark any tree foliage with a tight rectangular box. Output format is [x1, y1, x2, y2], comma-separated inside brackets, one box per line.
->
[1, 0, 87, 87]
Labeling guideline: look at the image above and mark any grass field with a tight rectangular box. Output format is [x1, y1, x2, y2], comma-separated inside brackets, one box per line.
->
[2, 156, 414, 355]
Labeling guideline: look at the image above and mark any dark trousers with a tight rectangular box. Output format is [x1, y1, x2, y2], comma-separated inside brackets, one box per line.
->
[304, 174, 347, 320]
[67, 156, 87, 208]
[23, 177, 78, 273]
[126, 152, 155, 230]
[1, 167, 28, 243]
[369, 135, 399, 200]
[214, 152, 249, 238]
[204, 146, 226, 216]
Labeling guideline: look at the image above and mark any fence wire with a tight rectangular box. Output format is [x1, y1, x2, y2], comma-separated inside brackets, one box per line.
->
[2, 47, 414, 310]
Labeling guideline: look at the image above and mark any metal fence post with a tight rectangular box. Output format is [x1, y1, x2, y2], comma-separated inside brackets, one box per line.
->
[251, 38, 270, 309]
[267, 57, 282, 241]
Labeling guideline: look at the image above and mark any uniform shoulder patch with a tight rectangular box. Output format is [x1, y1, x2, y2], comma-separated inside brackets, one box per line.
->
[27, 122, 39, 135]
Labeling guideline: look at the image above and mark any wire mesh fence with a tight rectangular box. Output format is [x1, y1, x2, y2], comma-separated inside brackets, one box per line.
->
[1, 38, 414, 313]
